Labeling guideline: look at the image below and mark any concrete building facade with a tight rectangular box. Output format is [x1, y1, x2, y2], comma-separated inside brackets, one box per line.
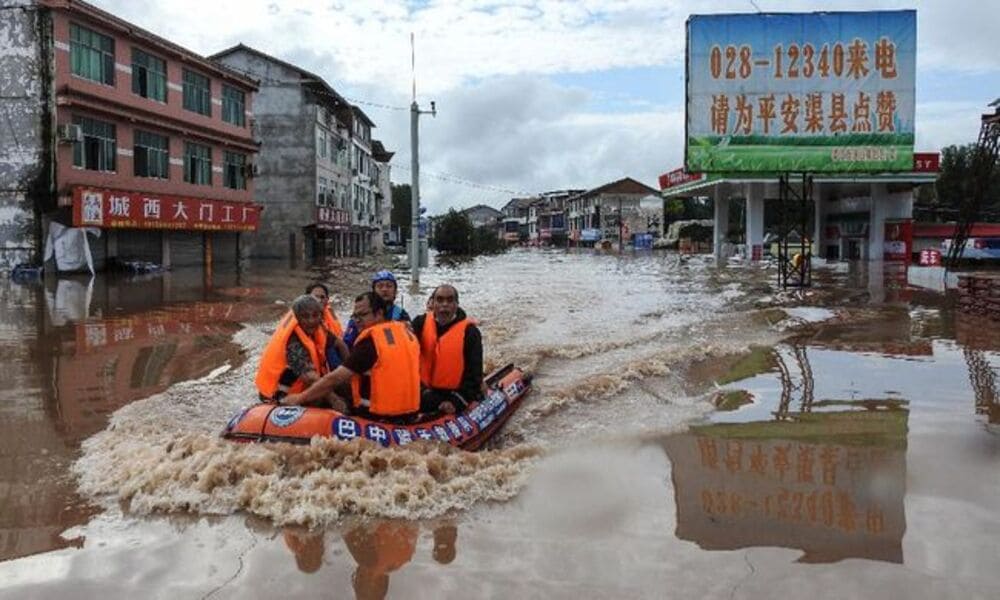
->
[211, 44, 389, 259]
[2, 0, 261, 272]
[566, 178, 659, 246]
[0, 0, 49, 271]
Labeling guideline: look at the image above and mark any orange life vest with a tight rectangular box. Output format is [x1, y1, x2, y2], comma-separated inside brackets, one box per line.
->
[419, 312, 470, 390]
[255, 312, 328, 399]
[344, 521, 418, 574]
[323, 306, 344, 338]
[350, 321, 420, 416]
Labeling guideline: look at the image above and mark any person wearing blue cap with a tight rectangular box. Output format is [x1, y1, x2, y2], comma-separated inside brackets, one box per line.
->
[342, 270, 411, 347]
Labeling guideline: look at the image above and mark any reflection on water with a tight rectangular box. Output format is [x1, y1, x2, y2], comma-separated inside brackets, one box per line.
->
[2, 253, 1000, 596]
[279, 519, 457, 599]
[0, 268, 276, 562]
[664, 402, 909, 564]
[664, 295, 1000, 565]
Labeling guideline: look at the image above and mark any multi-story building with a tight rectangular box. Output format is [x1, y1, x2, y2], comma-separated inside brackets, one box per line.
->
[534, 189, 582, 245]
[462, 204, 502, 229]
[1, 0, 261, 271]
[211, 44, 388, 259]
[566, 178, 659, 246]
[501, 197, 536, 243]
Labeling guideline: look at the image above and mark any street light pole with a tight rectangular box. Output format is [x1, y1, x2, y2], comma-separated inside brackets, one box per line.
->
[408, 32, 435, 285]
[409, 100, 435, 285]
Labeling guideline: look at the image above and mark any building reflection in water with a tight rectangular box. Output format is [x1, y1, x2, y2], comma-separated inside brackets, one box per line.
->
[664, 343, 910, 564]
[0, 269, 268, 563]
[281, 520, 458, 599]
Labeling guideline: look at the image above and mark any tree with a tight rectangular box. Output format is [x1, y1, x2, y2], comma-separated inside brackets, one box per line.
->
[432, 209, 507, 255]
[391, 184, 412, 244]
[915, 144, 1000, 223]
[433, 210, 473, 254]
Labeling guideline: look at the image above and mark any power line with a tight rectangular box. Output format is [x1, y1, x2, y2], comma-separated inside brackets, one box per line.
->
[343, 97, 409, 112]
[393, 164, 534, 196]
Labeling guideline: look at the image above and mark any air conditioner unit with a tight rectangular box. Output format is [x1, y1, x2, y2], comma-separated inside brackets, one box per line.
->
[57, 124, 83, 143]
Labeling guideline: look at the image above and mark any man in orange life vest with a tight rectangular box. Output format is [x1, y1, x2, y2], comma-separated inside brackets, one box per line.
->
[305, 282, 348, 369]
[255, 294, 345, 408]
[282, 292, 421, 418]
[411, 284, 484, 415]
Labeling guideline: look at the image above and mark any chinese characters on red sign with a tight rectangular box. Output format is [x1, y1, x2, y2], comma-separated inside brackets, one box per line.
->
[658, 168, 704, 190]
[72, 187, 261, 232]
[316, 206, 350, 229]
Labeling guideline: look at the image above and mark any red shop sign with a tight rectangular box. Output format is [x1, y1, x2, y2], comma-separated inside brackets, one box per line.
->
[913, 152, 940, 173]
[659, 168, 703, 190]
[72, 187, 261, 232]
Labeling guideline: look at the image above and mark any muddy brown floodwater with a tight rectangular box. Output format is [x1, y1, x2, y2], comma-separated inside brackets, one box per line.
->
[1, 250, 998, 599]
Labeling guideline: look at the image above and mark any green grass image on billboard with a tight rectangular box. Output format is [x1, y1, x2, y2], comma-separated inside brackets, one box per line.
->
[687, 133, 914, 173]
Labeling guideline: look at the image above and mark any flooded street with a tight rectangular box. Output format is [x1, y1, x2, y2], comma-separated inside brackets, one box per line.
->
[1, 250, 999, 598]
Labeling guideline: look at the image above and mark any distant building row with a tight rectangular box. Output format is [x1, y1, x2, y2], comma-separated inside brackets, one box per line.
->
[477, 177, 661, 246]
[0, 0, 391, 272]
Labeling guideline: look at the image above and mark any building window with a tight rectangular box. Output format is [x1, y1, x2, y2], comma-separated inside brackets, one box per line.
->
[222, 85, 245, 126]
[70, 24, 114, 85]
[317, 130, 327, 158]
[72, 116, 116, 171]
[223, 151, 246, 190]
[133, 130, 169, 178]
[182, 70, 211, 116]
[184, 142, 212, 185]
[318, 177, 328, 207]
[131, 48, 166, 101]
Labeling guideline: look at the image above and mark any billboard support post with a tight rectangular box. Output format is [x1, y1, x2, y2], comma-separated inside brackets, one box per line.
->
[777, 173, 813, 289]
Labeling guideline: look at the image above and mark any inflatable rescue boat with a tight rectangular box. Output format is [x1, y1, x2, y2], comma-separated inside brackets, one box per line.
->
[221, 364, 531, 451]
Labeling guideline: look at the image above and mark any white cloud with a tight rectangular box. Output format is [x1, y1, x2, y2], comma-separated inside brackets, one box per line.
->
[88, 0, 1000, 213]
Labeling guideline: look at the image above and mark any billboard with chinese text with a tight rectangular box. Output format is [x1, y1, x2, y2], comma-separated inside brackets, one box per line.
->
[686, 11, 916, 173]
[72, 187, 261, 232]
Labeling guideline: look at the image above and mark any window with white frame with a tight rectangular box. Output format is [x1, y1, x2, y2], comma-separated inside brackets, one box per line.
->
[133, 129, 169, 178]
[72, 116, 116, 171]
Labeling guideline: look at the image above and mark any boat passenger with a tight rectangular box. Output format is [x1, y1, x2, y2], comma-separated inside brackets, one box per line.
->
[283, 292, 421, 418]
[342, 270, 410, 348]
[411, 284, 484, 415]
[255, 294, 344, 409]
[305, 282, 349, 369]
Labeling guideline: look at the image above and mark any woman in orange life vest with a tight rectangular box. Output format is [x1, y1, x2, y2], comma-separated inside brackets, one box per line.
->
[412, 284, 484, 415]
[282, 292, 421, 418]
[254, 294, 346, 410]
[305, 282, 349, 369]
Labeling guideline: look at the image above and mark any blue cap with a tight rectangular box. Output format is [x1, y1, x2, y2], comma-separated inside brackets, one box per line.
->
[372, 270, 397, 286]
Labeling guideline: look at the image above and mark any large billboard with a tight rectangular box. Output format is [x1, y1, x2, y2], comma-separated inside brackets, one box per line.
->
[686, 11, 916, 173]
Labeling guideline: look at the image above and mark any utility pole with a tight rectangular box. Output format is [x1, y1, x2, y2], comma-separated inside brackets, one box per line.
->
[618, 196, 624, 252]
[409, 33, 435, 285]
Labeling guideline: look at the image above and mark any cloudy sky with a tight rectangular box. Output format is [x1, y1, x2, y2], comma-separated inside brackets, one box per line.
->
[91, 0, 1000, 214]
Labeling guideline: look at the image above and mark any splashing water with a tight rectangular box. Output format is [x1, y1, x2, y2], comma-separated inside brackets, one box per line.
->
[73, 250, 784, 524]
